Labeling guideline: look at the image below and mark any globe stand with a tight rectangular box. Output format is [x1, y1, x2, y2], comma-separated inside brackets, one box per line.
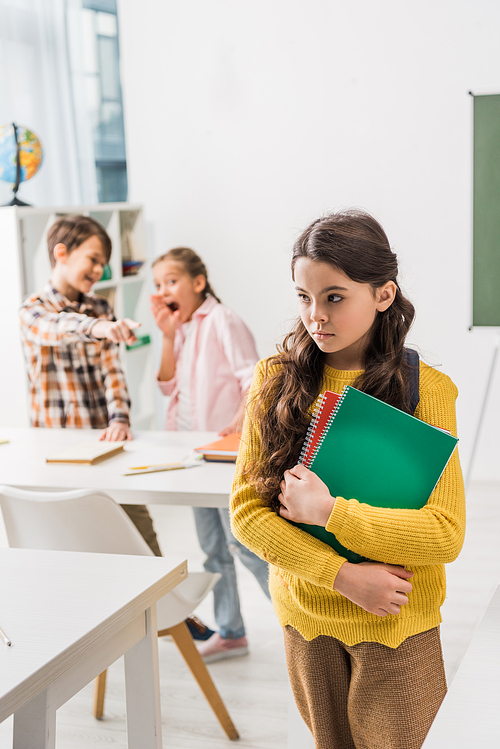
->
[1, 122, 32, 207]
[5, 193, 31, 207]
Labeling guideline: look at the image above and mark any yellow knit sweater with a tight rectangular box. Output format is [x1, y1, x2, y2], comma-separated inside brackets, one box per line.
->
[230, 359, 466, 648]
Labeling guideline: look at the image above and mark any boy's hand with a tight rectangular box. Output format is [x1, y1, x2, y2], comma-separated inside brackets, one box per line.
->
[93, 318, 141, 345]
[278, 464, 335, 526]
[99, 422, 133, 441]
[334, 561, 414, 617]
[150, 294, 181, 338]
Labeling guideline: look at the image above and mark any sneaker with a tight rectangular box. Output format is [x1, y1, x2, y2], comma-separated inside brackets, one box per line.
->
[185, 615, 216, 642]
[197, 633, 249, 663]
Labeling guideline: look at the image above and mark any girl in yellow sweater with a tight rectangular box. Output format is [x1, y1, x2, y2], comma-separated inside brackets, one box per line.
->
[230, 210, 465, 749]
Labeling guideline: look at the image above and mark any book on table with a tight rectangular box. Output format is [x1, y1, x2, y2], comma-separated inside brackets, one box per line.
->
[293, 386, 458, 563]
[46, 442, 125, 465]
[194, 433, 241, 463]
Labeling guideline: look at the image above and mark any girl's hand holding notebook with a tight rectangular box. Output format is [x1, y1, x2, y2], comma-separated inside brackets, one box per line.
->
[278, 464, 335, 526]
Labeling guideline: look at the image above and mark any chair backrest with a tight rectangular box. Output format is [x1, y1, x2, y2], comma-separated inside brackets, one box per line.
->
[0, 485, 222, 629]
[0, 485, 154, 556]
[156, 570, 220, 629]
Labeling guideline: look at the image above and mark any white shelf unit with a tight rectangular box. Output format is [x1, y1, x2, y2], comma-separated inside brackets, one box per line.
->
[0, 202, 156, 430]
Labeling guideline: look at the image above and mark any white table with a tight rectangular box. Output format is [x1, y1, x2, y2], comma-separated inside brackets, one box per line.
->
[0, 428, 311, 748]
[0, 428, 234, 507]
[422, 584, 500, 748]
[0, 547, 187, 749]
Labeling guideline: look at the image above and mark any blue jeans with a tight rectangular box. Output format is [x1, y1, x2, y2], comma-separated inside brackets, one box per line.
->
[193, 507, 270, 639]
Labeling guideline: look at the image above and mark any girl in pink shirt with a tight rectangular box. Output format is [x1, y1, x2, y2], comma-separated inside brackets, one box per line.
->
[151, 247, 270, 662]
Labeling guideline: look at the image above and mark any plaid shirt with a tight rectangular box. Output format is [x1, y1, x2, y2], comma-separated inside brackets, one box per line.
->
[19, 283, 131, 429]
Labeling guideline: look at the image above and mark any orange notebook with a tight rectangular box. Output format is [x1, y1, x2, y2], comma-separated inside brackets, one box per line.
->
[195, 434, 241, 463]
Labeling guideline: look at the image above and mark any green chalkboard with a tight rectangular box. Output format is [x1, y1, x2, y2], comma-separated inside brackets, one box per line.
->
[473, 94, 500, 326]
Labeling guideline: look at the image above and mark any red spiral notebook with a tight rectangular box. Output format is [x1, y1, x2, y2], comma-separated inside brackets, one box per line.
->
[298, 391, 341, 467]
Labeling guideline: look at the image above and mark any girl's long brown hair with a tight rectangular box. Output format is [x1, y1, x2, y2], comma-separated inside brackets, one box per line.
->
[244, 210, 416, 511]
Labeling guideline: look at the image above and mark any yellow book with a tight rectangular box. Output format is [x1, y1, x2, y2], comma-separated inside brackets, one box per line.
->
[46, 442, 125, 465]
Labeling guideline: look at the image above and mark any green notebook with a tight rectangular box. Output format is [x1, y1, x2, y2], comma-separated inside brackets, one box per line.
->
[294, 386, 458, 563]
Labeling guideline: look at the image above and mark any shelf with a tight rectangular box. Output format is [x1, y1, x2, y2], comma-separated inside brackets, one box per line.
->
[5, 202, 144, 217]
[93, 280, 117, 291]
[121, 272, 148, 285]
[0, 202, 155, 429]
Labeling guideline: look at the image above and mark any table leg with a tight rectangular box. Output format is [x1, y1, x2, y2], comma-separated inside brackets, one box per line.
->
[124, 604, 162, 749]
[13, 689, 56, 749]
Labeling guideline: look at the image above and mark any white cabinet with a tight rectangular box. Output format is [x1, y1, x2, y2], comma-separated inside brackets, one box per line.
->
[0, 202, 156, 429]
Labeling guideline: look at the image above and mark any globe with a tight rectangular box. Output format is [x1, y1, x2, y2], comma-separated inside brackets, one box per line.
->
[0, 123, 43, 204]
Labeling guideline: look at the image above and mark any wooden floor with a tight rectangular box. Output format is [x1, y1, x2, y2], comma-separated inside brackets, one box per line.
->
[1, 480, 499, 747]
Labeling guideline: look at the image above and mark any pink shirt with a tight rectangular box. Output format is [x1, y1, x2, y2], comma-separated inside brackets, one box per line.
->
[157, 295, 259, 431]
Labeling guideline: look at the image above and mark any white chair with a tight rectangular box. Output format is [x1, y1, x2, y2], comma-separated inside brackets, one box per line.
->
[0, 485, 239, 740]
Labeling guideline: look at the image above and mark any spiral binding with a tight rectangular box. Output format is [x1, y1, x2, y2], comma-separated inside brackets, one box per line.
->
[307, 386, 350, 468]
[298, 393, 327, 465]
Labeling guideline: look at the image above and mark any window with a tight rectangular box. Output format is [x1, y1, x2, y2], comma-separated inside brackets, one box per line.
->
[81, 0, 128, 202]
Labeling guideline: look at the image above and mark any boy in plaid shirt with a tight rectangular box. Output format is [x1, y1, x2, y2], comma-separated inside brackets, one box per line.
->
[19, 214, 161, 554]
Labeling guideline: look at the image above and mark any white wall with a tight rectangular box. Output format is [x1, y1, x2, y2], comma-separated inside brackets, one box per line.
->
[118, 0, 500, 480]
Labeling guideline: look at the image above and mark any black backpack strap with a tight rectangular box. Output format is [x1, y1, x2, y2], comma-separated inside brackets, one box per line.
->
[403, 348, 420, 415]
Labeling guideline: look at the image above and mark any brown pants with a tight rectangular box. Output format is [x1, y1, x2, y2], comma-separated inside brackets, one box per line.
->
[284, 626, 447, 749]
[121, 504, 162, 557]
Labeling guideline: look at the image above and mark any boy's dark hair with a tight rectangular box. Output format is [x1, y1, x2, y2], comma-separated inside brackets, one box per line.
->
[47, 215, 112, 268]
